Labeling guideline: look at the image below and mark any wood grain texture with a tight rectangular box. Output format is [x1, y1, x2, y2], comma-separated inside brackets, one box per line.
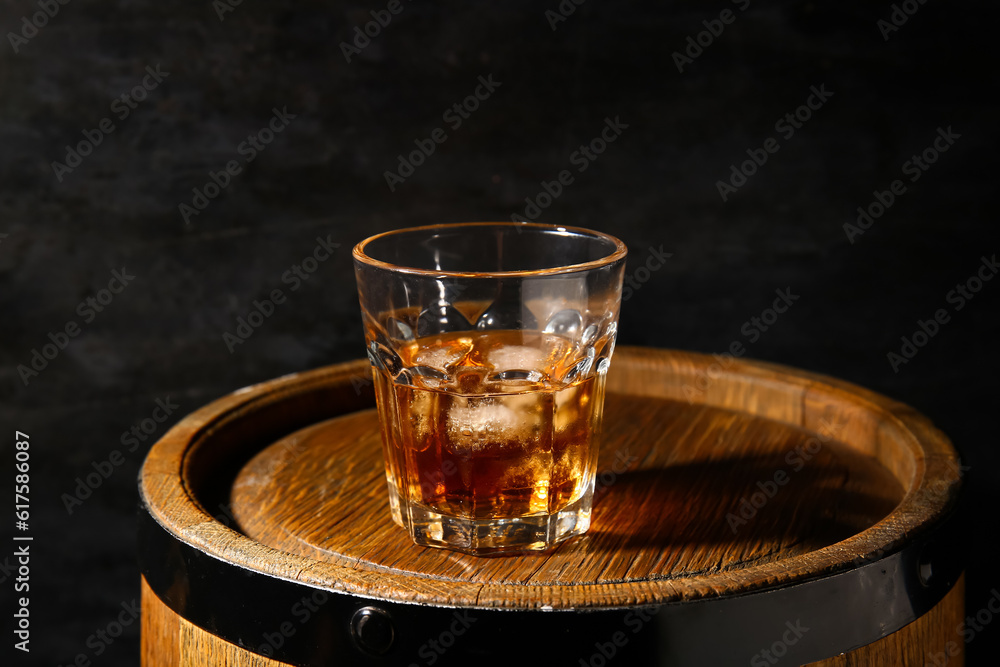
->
[230, 396, 902, 586]
[139, 347, 963, 609]
[141, 576, 180, 667]
[178, 617, 287, 667]
[142, 575, 290, 667]
[807, 574, 965, 667]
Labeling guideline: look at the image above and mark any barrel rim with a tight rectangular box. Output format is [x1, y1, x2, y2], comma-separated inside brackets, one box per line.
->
[137, 506, 966, 666]
[138, 346, 963, 609]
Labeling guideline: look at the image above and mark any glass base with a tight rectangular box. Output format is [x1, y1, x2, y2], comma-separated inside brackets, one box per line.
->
[388, 484, 593, 555]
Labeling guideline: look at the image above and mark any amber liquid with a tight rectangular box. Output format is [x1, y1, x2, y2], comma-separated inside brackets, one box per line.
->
[372, 330, 604, 521]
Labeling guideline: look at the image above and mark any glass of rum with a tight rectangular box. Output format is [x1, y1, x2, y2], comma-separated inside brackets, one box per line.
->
[353, 222, 626, 554]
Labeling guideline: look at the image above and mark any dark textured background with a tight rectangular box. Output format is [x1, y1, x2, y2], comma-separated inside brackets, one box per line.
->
[2, 0, 997, 665]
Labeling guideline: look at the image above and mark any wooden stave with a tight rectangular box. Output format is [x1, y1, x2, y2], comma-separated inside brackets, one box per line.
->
[140, 573, 967, 667]
[138, 498, 965, 666]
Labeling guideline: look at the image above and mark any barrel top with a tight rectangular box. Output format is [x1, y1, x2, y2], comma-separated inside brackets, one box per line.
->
[140, 347, 962, 610]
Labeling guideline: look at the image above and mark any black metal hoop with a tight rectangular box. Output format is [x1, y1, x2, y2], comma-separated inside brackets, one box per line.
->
[138, 491, 965, 667]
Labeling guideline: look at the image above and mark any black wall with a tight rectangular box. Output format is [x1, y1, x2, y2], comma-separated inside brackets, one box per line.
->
[2, 0, 997, 664]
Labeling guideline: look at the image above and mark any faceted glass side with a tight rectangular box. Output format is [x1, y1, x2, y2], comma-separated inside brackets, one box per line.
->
[354, 223, 625, 554]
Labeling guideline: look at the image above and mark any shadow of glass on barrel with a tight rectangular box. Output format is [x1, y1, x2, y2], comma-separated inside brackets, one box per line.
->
[353, 223, 627, 554]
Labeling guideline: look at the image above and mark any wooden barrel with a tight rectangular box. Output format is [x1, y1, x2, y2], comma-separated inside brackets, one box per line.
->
[138, 347, 965, 666]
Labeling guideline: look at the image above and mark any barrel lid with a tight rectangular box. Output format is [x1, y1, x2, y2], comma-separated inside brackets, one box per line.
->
[139, 347, 962, 610]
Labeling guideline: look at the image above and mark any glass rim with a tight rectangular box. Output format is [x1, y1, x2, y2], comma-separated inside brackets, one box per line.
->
[352, 221, 627, 278]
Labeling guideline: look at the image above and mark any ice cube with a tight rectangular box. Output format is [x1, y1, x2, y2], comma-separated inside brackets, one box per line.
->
[409, 367, 447, 390]
[487, 345, 545, 373]
[408, 390, 437, 451]
[554, 383, 582, 432]
[446, 399, 522, 452]
[413, 337, 473, 372]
